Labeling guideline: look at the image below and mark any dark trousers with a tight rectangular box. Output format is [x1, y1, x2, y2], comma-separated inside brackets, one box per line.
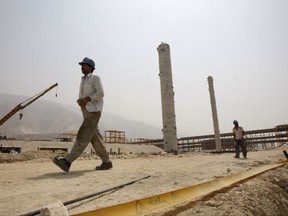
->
[235, 139, 247, 158]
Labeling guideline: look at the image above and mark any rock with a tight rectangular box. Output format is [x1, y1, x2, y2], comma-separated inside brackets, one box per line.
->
[39, 200, 68, 216]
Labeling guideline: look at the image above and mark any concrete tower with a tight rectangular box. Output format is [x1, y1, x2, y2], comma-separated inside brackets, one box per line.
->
[157, 43, 178, 152]
[207, 76, 222, 151]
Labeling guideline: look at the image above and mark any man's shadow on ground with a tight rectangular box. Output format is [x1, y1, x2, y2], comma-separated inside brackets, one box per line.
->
[27, 169, 96, 180]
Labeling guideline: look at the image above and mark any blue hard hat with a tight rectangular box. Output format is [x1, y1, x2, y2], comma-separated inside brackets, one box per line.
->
[79, 57, 95, 69]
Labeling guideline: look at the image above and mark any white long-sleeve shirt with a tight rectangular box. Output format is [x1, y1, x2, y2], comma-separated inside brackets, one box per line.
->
[79, 73, 104, 112]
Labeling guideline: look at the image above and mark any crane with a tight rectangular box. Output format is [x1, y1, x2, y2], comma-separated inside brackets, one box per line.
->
[0, 83, 58, 126]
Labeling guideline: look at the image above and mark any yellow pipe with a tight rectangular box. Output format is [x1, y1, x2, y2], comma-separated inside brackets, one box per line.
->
[73, 161, 287, 216]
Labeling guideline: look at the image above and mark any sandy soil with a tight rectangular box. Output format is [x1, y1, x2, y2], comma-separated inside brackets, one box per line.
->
[0, 141, 287, 216]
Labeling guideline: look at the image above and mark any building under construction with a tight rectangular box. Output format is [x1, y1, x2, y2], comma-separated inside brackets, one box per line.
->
[57, 124, 288, 153]
[104, 130, 126, 143]
[128, 124, 288, 152]
[59, 130, 126, 144]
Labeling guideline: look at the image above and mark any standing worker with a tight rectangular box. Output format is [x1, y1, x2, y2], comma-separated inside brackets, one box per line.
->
[232, 120, 247, 159]
[53, 57, 112, 172]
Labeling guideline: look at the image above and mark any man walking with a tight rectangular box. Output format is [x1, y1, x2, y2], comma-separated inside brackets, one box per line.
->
[53, 57, 112, 172]
[232, 120, 247, 159]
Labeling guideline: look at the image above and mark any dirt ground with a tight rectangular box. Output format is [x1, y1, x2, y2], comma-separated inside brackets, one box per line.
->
[0, 141, 287, 216]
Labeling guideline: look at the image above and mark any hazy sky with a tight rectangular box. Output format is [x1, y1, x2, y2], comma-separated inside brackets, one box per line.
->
[0, 0, 287, 137]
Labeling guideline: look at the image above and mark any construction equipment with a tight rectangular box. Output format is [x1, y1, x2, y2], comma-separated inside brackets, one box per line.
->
[0, 83, 58, 126]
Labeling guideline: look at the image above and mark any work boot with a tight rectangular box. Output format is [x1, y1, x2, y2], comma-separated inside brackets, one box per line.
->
[95, 162, 113, 170]
[52, 157, 71, 172]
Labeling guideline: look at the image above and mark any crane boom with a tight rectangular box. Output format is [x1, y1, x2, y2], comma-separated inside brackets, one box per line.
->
[0, 83, 58, 126]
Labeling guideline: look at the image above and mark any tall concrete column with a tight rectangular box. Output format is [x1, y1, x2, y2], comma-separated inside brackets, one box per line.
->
[157, 43, 178, 152]
[207, 76, 222, 151]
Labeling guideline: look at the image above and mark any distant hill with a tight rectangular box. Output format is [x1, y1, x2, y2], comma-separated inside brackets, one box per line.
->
[0, 93, 162, 139]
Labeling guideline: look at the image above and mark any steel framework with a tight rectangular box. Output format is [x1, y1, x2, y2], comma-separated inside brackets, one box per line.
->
[128, 124, 288, 152]
[104, 130, 126, 143]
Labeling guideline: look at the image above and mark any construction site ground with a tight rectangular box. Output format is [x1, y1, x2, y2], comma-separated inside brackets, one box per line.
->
[0, 140, 287, 216]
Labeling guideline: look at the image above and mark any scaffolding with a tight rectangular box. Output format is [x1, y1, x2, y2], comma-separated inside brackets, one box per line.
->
[104, 130, 126, 143]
